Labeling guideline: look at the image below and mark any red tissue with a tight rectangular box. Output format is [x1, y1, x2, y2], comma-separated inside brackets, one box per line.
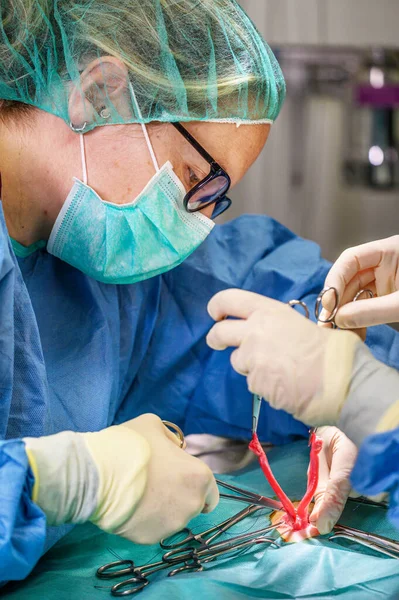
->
[249, 431, 323, 532]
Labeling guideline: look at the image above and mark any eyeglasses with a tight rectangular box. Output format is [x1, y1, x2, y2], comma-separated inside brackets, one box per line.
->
[172, 122, 232, 218]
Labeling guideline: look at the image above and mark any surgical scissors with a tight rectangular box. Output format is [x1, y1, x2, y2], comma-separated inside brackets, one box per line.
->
[216, 479, 283, 511]
[314, 287, 374, 328]
[330, 524, 399, 559]
[289, 286, 374, 329]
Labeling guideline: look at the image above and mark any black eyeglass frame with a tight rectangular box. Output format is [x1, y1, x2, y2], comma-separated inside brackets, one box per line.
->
[172, 122, 232, 217]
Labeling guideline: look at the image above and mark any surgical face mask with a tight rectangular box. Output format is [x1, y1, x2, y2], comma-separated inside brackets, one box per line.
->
[47, 97, 214, 284]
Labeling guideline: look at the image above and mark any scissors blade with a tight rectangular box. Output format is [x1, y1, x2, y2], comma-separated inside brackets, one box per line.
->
[347, 496, 388, 509]
[252, 394, 262, 434]
[216, 479, 283, 511]
[219, 493, 282, 510]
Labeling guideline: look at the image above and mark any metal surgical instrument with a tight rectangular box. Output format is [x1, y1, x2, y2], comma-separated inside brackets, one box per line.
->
[98, 556, 186, 596]
[314, 286, 374, 328]
[216, 479, 283, 511]
[288, 286, 374, 329]
[252, 393, 262, 435]
[161, 420, 185, 448]
[330, 524, 399, 559]
[347, 495, 389, 510]
[162, 522, 281, 563]
[97, 521, 281, 596]
[160, 502, 265, 550]
[100, 535, 277, 596]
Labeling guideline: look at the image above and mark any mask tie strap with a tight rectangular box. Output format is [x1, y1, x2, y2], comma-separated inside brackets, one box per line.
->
[128, 82, 159, 173]
[79, 134, 88, 185]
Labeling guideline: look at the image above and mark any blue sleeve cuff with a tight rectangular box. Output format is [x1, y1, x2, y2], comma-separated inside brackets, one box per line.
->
[0, 440, 46, 583]
[351, 427, 399, 528]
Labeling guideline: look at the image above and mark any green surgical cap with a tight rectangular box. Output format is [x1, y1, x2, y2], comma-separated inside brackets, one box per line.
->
[0, 0, 286, 131]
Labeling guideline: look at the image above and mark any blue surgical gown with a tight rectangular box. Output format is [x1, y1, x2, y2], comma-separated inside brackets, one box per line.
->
[351, 427, 399, 528]
[1, 202, 399, 582]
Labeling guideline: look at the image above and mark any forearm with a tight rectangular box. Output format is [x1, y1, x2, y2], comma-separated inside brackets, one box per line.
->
[24, 425, 151, 537]
[24, 431, 99, 526]
[338, 343, 399, 447]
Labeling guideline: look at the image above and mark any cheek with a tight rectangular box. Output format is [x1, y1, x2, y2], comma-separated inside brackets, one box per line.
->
[89, 161, 157, 204]
[173, 164, 191, 193]
[199, 204, 214, 219]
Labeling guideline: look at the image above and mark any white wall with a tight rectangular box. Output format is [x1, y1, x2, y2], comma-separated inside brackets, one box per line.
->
[224, 94, 399, 261]
[226, 1, 399, 261]
[239, 0, 399, 48]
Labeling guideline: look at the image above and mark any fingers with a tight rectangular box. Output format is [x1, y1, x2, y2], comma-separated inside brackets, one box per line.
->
[309, 440, 330, 533]
[319, 272, 376, 323]
[339, 271, 376, 308]
[310, 427, 357, 534]
[324, 242, 384, 298]
[202, 475, 220, 514]
[311, 475, 351, 535]
[319, 287, 340, 315]
[206, 319, 248, 350]
[348, 327, 367, 342]
[318, 277, 377, 337]
[207, 289, 282, 322]
[230, 347, 250, 376]
[335, 290, 399, 329]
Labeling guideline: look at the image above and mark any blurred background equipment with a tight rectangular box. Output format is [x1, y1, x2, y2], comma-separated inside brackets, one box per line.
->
[230, 0, 399, 261]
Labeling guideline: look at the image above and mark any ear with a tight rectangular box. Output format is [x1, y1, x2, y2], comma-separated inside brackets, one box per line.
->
[68, 57, 130, 129]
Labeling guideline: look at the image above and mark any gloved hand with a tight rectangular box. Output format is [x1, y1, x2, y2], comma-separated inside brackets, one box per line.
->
[24, 414, 219, 545]
[207, 289, 360, 426]
[310, 426, 357, 534]
[321, 236, 399, 336]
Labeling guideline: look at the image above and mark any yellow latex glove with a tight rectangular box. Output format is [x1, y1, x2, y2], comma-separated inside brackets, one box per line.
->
[24, 414, 219, 545]
[310, 426, 357, 534]
[321, 236, 399, 339]
[207, 289, 360, 426]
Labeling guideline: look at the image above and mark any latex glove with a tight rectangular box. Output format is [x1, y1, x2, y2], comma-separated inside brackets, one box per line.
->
[310, 426, 357, 534]
[321, 236, 399, 338]
[207, 289, 360, 426]
[24, 414, 219, 545]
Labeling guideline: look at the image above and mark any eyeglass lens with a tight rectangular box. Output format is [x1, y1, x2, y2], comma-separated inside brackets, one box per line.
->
[186, 175, 230, 212]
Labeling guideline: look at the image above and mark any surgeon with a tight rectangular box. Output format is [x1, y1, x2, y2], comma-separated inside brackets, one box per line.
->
[1, 0, 399, 584]
[207, 235, 399, 528]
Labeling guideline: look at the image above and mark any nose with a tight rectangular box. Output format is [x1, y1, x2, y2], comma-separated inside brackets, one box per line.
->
[199, 203, 215, 219]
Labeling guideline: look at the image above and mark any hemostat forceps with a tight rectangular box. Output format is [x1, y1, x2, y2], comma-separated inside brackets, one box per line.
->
[330, 524, 399, 559]
[160, 503, 264, 550]
[98, 532, 278, 596]
[216, 479, 283, 510]
[162, 522, 282, 564]
[167, 536, 273, 576]
[97, 503, 282, 596]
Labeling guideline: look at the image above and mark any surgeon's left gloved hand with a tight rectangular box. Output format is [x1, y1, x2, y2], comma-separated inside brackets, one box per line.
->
[207, 289, 360, 427]
[309, 426, 357, 534]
